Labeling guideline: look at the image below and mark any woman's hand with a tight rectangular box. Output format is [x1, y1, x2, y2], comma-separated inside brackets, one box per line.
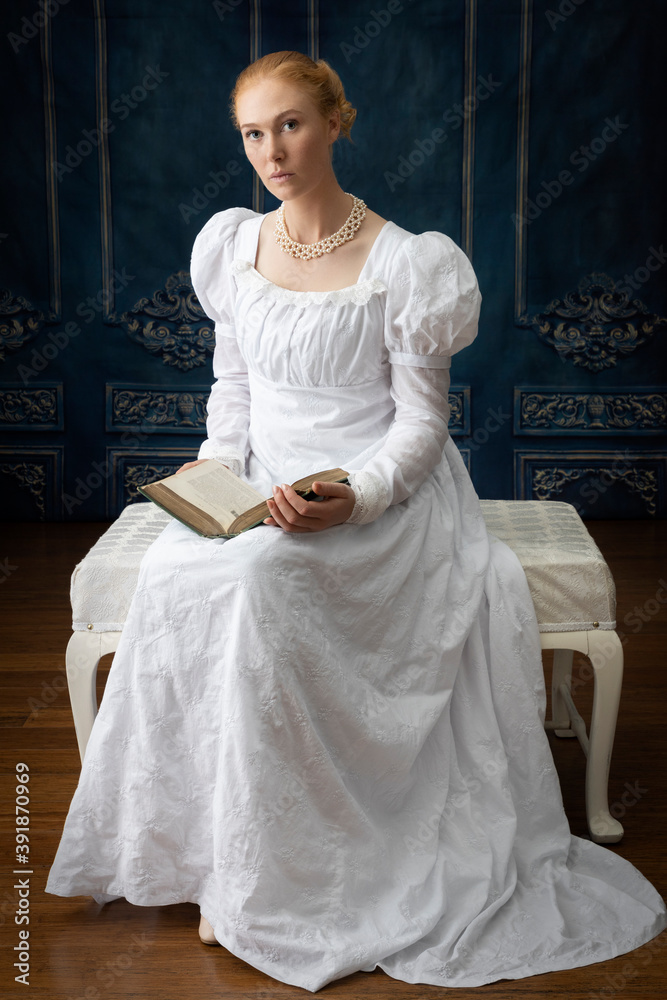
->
[263, 481, 355, 533]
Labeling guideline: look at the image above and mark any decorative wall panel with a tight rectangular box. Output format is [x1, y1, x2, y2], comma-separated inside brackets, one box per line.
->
[0, 291, 47, 360]
[513, 1, 665, 374]
[0, 383, 63, 431]
[117, 273, 215, 371]
[516, 273, 667, 372]
[0, 8, 61, 362]
[0, 446, 64, 520]
[0, 1, 664, 519]
[515, 450, 666, 518]
[106, 384, 209, 433]
[448, 387, 470, 437]
[514, 388, 667, 435]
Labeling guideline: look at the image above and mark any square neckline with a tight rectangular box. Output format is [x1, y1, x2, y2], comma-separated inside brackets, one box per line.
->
[245, 213, 393, 295]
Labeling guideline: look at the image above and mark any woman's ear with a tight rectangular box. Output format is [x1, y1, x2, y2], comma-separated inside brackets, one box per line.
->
[328, 108, 341, 145]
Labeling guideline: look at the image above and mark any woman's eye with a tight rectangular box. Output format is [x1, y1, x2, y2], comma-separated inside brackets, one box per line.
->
[282, 120, 297, 132]
[245, 130, 261, 140]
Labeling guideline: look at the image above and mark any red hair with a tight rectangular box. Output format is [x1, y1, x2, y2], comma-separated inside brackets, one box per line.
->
[230, 51, 356, 142]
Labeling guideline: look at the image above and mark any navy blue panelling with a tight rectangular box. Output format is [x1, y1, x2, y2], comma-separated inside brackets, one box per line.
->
[0, 0, 665, 519]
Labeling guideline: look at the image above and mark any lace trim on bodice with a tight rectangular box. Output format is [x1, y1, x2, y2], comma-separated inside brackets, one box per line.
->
[230, 259, 387, 307]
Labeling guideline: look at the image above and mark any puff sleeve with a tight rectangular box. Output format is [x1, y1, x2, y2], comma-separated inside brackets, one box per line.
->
[346, 231, 481, 524]
[190, 207, 258, 477]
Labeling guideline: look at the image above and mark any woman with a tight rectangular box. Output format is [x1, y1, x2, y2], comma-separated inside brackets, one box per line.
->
[47, 51, 666, 991]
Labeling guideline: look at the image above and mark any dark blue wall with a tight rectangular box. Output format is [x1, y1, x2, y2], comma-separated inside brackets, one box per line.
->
[1, 0, 665, 520]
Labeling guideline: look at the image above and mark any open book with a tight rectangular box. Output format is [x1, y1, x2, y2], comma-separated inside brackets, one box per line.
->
[138, 460, 350, 538]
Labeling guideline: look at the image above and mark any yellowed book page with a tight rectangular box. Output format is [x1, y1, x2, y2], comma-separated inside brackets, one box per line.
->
[163, 461, 265, 524]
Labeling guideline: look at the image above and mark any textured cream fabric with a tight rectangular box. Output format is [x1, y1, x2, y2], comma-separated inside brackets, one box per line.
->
[479, 500, 616, 631]
[71, 498, 616, 633]
[70, 503, 171, 631]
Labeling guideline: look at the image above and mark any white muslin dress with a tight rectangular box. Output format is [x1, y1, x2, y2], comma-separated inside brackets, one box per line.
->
[47, 207, 666, 991]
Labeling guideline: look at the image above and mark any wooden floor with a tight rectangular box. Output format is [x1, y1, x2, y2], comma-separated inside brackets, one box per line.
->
[0, 519, 665, 1000]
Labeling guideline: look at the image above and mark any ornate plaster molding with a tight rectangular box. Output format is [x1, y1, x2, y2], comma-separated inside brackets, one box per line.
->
[118, 272, 214, 371]
[517, 273, 667, 372]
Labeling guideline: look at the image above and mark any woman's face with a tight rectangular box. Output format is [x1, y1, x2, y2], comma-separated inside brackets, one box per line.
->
[236, 77, 339, 200]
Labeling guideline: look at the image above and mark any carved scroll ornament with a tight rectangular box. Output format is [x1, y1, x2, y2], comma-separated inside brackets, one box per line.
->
[119, 272, 214, 371]
[518, 273, 667, 372]
[0, 290, 44, 362]
[519, 391, 666, 433]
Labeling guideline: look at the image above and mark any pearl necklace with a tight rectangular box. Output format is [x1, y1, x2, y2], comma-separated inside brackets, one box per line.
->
[274, 194, 367, 260]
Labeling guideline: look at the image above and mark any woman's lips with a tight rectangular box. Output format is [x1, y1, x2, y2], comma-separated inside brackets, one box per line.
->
[270, 172, 294, 182]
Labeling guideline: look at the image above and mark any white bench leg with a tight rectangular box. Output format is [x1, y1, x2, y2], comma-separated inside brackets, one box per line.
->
[550, 648, 577, 737]
[586, 630, 624, 844]
[541, 630, 624, 844]
[65, 630, 120, 763]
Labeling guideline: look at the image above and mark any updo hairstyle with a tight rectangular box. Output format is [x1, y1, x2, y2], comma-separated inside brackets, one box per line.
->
[230, 50, 357, 143]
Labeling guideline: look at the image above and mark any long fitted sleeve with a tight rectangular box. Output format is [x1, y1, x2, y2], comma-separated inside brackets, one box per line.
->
[195, 325, 250, 477]
[347, 231, 481, 524]
[189, 207, 258, 477]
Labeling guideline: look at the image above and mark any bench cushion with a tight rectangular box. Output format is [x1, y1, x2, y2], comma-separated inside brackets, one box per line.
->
[479, 500, 615, 632]
[71, 503, 172, 632]
[71, 499, 615, 634]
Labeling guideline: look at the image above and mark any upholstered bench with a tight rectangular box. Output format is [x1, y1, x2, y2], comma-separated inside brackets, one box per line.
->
[65, 500, 624, 844]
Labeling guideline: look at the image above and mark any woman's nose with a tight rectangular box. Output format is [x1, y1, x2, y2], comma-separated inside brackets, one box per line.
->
[265, 133, 284, 163]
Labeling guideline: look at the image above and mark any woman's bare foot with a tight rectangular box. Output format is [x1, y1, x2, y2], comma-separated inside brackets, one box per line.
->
[198, 913, 219, 946]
